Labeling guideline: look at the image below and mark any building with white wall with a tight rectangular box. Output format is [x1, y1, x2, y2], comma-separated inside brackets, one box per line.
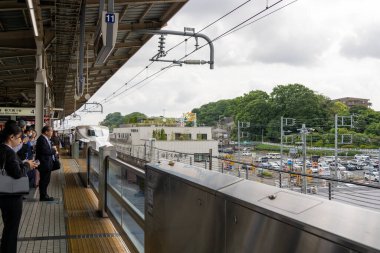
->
[110, 126, 219, 161]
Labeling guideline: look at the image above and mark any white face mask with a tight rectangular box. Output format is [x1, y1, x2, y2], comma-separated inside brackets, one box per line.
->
[13, 142, 23, 152]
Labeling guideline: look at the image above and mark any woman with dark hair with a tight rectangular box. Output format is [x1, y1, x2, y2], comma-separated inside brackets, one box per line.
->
[0, 121, 38, 253]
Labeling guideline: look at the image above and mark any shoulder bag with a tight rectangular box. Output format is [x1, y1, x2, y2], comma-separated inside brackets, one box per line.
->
[52, 155, 61, 171]
[0, 159, 30, 195]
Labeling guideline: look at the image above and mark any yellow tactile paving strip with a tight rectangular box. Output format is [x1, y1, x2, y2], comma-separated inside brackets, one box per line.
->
[61, 159, 129, 253]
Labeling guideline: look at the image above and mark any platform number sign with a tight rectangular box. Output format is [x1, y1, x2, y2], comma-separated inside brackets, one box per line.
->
[105, 13, 115, 23]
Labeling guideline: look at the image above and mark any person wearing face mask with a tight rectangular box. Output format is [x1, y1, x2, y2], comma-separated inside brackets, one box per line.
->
[17, 126, 33, 161]
[0, 121, 38, 253]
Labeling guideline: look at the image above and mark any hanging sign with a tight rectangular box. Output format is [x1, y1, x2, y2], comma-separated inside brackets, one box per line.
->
[0, 107, 35, 116]
[105, 13, 115, 23]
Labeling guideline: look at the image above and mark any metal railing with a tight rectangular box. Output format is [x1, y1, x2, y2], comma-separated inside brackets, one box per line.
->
[114, 144, 380, 212]
[105, 157, 145, 253]
[87, 146, 146, 253]
[85, 144, 380, 252]
[88, 147, 100, 195]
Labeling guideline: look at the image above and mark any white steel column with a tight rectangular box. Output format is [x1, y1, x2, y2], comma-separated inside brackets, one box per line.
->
[35, 40, 46, 136]
[35, 82, 44, 135]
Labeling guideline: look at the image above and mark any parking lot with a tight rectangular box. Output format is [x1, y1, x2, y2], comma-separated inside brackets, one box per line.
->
[218, 151, 380, 184]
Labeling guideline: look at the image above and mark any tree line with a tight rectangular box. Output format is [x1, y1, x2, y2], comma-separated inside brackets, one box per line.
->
[191, 84, 380, 148]
[100, 84, 380, 148]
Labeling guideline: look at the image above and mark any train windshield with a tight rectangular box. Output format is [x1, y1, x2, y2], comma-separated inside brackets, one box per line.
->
[88, 129, 103, 137]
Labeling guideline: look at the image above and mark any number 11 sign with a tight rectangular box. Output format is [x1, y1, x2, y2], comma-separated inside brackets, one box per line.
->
[105, 13, 115, 23]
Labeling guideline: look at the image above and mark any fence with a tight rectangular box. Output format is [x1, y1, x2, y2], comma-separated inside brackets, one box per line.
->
[115, 144, 380, 212]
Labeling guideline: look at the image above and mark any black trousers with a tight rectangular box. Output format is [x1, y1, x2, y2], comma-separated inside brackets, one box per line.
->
[38, 169, 51, 198]
[0, 195, 23, 253]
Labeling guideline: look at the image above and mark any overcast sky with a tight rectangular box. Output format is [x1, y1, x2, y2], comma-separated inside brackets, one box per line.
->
[72, 0, 380, 126]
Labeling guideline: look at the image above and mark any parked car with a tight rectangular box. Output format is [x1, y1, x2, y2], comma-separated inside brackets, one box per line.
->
[364, 172, 379, 182]
[344, 163, 357, 171]
[269, 162, 280, 169]
[318, 163, 330, 176]
[258, 162, 271, 169]
[242, 151, 252, 156]
[329, 162, 346, 171]
[340, 171, 354, 180]
[311, 166, 319, 173]
[362, 165, 376, 171]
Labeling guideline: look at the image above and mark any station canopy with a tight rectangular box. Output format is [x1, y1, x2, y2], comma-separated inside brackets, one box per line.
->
[0, 0, 187, 118]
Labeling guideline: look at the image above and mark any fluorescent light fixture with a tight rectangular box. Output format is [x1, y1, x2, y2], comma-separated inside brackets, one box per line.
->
[26, 0, 39, 37]
[27, 0, 33, 8]
[29, 10, 38, 37]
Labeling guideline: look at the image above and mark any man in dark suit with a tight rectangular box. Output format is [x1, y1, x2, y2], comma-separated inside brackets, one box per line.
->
[35, 125, 56, 201]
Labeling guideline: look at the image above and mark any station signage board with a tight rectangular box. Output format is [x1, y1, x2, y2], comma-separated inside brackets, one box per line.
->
[0, 107, 35, 116]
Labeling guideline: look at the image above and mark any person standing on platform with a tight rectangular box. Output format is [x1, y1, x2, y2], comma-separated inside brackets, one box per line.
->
[0, 121, 38, 253]
[35, 126, 57, 201]
[51, 130, 61, 155]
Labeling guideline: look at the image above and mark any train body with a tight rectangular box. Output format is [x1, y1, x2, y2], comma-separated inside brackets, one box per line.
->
[58, 125, 112, 150]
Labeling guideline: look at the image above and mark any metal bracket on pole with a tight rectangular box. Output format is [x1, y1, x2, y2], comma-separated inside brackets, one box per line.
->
[80, 102, 103, 113]
[338, 115, 354, 128]
[136, 29, 215, 69]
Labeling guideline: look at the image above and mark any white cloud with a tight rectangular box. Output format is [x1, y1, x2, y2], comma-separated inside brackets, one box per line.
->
[77, 0, 380, 125]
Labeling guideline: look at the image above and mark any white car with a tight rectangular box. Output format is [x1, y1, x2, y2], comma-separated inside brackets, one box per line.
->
[364, 172, 379, 182]
[311, 167, 319, 173]
[329, 162, 346, 171]
[319, 163, 330, 176]
[269, 162, 280, 169]
[242, 151, 252, 156]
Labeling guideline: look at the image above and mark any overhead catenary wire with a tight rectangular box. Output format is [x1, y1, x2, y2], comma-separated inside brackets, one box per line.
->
[84, 0, 253, 112]
[92, 0, 295, 106]
[79, 0, 298, 117]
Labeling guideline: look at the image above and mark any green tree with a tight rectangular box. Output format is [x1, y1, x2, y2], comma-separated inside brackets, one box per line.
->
[234, 90, 272, 140]
[124, 112, 147, 124]
[330, 101, 350, 116]
[192, 99, 234, 126]
[365, 122, 380, 136]
[100, 112, 124, 130]
[270, 84, 331, 120]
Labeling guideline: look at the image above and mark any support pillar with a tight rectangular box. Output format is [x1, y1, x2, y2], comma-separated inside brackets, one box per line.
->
[35, 40, 46, 135]
[35, 81, 45, 135]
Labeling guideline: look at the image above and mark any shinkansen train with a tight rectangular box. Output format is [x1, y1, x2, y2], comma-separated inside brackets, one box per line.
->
[58, 125, 112, 150]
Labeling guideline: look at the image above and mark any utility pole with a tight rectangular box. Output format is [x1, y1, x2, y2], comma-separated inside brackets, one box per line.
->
[238, 120, 241, 178]
[280, 117, 295, 188]
[334, 114, 338, 181]
[237, 120, 250, 179]
[280, 117, 283, 188]
[334, 114, 354, 184]
[299, 124, 308, 194]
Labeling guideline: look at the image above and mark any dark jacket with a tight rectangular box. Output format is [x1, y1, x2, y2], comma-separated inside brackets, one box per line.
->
[0, 144, 30, 179]
[35, 135, 55, 172]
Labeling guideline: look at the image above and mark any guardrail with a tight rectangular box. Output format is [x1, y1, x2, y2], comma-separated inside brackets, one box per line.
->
[88, 147, 100, 196]
[105, 157, 145, 253]
[87, 146, 146, 253]
[113, 144, 380, 211]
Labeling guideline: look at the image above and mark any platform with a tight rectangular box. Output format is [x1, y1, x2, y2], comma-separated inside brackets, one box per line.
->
[0, 158, 130, 253]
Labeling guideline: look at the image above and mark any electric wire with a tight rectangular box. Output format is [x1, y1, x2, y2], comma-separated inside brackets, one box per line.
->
[92, 0, 295, 107]
[80, 0, 253, 114]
